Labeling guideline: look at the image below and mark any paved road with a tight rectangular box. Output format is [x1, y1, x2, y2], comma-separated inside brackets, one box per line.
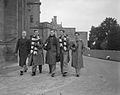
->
[0, 56, 120, 95]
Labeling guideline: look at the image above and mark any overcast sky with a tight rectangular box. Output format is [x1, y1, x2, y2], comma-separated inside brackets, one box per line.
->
[40, 0, 120, 31]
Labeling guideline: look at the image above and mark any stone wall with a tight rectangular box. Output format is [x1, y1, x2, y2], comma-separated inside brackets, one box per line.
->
[25, 0, 41, 37]
[62, 28, 76, 41]
[0, 0, 41, 63]
[0, 0, 4, 41]
[3, 0, 18, 61]
[4, 0, 17, 41]
[0, 45, 5, 67]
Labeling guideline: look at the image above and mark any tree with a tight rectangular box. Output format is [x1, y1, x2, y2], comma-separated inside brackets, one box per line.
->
[107, 25, 120, 50]
[89, 17, 120, 50]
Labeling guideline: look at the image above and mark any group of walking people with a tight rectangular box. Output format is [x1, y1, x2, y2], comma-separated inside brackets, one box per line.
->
[15, 29, 88, 77]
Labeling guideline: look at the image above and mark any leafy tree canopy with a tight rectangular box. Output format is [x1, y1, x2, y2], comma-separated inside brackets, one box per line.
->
[89, 17, 120, 50]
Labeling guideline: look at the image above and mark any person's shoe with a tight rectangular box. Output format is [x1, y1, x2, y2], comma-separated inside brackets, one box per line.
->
[63, 72, 67, 77]
[31, 72, 36, 76]
[20, 71, 23, 76]
[76, 74, 80, 77]
[24, 69, 28, 72]
[51, 73, 55, 77]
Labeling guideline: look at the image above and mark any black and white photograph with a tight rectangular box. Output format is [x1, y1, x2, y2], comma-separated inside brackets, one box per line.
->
[0, 0, 120, 95]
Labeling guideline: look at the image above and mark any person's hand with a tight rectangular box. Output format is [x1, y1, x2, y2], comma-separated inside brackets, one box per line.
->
[88, 47, 90, 50]
[85, 47, 90, 51]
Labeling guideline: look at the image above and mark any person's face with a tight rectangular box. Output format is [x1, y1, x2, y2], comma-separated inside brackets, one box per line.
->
[22, 31, 26, 38]
[60, 31, 65, 36]
[50, 30, 55, 36]
[75, 34, 79, 40]
[34, 30, 39, 36]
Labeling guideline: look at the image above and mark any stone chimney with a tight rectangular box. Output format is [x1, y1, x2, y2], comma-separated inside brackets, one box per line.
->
[53, 16, 57, 24]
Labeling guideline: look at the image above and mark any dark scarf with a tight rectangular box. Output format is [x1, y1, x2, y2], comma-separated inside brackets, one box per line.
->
[44, 35, 57, 50]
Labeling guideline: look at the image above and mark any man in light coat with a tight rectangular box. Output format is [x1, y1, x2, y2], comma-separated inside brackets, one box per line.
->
[71, 33, 89, 77]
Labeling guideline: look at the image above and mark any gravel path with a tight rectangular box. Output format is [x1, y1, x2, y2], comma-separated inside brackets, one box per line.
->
[0, 56, 119, 95]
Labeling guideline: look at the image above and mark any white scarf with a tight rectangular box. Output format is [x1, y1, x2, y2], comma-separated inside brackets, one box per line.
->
[30, 35, 40, 55]
[59, 36, 68, 51]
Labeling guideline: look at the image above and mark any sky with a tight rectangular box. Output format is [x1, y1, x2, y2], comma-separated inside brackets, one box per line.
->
[40, 0, 120, 31]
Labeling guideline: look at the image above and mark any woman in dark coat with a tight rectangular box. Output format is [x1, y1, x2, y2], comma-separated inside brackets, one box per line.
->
[15, 31, 30, 75]
[44, 30, 60, 77]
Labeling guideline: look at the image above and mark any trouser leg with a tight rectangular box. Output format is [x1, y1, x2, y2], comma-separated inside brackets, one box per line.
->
[20, 66, 24, 76]
[31, 64, 37, 76]
[60, 62, 63, 74]
[75, 68, 80, 75]
[23, 65, 28, 72]
[49, 65, 52, 73]
[51, 64, 56, 74]
[51, 64, 56, 77]
[63, 52, 69, 74]
[32, 65, 37, 73]
[39, 65, 42, 73]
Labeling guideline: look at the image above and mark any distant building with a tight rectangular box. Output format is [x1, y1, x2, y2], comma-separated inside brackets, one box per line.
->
[39, 16, 88, 47]
[0, 0, 41, 41]
[39, 16, 63, 42]
[62, 28, 76, 41]
[39, 16, 76, 42]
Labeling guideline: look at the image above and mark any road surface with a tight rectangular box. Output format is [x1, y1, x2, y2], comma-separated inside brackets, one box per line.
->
[0, 56, 120, 95]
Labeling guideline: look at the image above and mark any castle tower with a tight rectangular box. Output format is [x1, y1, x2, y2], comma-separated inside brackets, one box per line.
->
[0, 0, 41, 61]
[18, 0, 41, 37]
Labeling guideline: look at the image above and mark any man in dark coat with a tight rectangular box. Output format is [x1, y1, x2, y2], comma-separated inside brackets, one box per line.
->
[15, 31, 30, 75]
[44, 30, 60, 77]
[30, 30, 44, 76]
[59, 30, 70, 77]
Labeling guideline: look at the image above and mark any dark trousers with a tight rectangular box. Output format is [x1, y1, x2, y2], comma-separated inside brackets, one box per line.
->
[49, 64, 56, 74]
[60, 62, 63, 74]
[32, 65, 42, 73]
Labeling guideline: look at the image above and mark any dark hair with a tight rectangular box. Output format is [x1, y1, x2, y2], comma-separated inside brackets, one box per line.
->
[60, 30, 65, 33]
[75, 32, 80, 36]
[34, 30, 38, 32]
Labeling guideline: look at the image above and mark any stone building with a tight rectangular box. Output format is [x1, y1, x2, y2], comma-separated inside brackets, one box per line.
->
[39, 16, 63, 42]
[39, 16, 76, 42]
[0, 0, 41, 61]
[75, 31, 88, 47]
[0, 0, 88, 62]
[39, 16, 88, 47]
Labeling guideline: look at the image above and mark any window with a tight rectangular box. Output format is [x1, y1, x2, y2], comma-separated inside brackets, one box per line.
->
[30, 15, 33, 23]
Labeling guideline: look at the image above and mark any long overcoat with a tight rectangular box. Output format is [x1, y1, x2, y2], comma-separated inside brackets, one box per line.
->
[15, 37, 30, 67]
[32, 39, 44, 66]
[45, 35, 60, 65]
[71, 39, 85, 69]
[59, 36, 70, 63]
